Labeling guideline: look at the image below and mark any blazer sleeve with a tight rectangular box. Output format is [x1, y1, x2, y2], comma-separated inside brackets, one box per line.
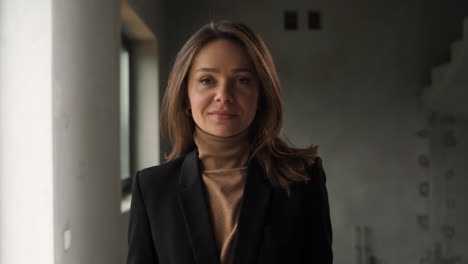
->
[311, 157, 333, 264]
[127, 171, 159, 264]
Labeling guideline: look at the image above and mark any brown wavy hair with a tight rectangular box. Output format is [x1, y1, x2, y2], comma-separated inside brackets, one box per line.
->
[161, 19, 318, 195]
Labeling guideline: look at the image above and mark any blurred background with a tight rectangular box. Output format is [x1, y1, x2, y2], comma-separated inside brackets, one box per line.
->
[1, 0, 467, 263]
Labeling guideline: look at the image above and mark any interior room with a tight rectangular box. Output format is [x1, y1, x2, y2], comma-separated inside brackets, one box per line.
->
[1, 0, 467, 263]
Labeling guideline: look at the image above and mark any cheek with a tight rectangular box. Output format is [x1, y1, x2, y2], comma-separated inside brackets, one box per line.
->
[250, 87, 260, 108]
[188, 92, 210, 114]
[242, 90, 260, 117]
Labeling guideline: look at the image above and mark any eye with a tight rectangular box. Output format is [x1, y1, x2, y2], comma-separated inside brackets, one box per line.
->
[200, 77, 214, 85]
[237, 77, 250, 85]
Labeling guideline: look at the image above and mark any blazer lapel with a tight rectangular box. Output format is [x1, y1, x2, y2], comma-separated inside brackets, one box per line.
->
[178, 148, 220, 264]
[231, 157, 273, 264]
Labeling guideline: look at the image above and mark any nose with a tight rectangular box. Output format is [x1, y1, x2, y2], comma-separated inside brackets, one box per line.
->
[214, 81, 233, 104]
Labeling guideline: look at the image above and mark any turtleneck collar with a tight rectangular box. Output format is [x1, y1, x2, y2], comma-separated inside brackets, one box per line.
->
[193, 125, 251, 171]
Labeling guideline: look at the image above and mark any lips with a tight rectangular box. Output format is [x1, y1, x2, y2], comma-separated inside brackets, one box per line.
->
[208, 110, 237, 119]
[209, 110, 236, 115]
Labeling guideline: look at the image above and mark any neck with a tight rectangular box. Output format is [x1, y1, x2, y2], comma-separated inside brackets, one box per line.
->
[193, 126, 251, 171]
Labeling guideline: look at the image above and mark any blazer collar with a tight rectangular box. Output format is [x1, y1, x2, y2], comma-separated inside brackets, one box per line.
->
[177, 147, 272, 264]
[231, 151, 272, 264]
[178, 147, 220, 264]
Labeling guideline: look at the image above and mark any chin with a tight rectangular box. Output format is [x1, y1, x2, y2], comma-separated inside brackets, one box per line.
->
[212, 131, 237, 137]
[209, 128, 242, 137]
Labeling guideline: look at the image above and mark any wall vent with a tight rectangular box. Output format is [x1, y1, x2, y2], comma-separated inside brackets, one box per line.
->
[308, 10, 321, 30]
[284, 11, 298, 30]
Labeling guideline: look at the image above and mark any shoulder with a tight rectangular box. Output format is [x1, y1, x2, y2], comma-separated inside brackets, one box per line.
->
[136, 154, 186, 194]
[309, 156, 323, 168]
[305, 156, 325, 182]
[139, 155, 185, 179]
[284, 156, 326, 196]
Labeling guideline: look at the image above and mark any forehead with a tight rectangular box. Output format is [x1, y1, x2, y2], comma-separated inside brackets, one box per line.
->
[190, 39, 254, 72]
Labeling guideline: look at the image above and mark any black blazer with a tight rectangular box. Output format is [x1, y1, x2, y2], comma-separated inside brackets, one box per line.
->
[127, 147, 333, 264]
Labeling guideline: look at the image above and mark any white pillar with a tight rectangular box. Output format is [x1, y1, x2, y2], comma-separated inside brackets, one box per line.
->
[0, 0, 55, 263]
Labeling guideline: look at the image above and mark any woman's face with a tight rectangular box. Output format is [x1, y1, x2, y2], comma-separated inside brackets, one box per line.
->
[187, 39, 260, 137]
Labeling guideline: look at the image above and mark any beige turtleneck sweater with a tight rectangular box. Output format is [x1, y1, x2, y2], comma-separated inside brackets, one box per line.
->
[193, 126, 251, 264]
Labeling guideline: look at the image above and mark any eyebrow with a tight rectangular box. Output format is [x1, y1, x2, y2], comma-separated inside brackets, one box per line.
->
[195, 67, 253, 73]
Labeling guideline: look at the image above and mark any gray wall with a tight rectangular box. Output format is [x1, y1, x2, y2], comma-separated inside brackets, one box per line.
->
[53, 0, 168, 264]
[426, 114, 468, 263]
[161, 0, 468, 263]
[53, 0, 122, 263]
[53, 0, 165, 263]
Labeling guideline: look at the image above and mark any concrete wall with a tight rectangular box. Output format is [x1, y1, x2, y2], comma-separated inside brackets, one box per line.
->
[161, 0, 468, 263]
[124, 0, 169, 110]
[53, 0, 122, 263]
[53, 0, 165, 263]
[426, 114, 468, 263]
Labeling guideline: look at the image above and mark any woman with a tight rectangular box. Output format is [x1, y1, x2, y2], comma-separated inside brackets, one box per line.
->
[127, 19, 333, 264]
